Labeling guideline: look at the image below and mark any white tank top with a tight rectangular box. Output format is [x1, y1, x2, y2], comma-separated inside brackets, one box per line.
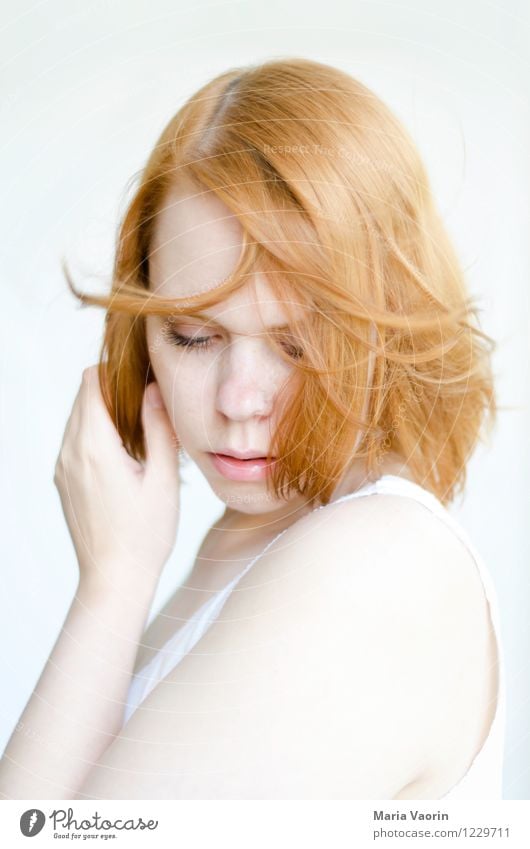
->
[123, 474, 506, 799]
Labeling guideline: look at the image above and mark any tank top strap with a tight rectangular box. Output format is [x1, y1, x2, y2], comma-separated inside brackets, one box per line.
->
[225, 479, 381, 589]
[331, 473, 506, 762]
[228, 474, 500, 625]
[227, 475, 436, 587]
[225, 475, 408, 587]
[337, 474, 503, 636]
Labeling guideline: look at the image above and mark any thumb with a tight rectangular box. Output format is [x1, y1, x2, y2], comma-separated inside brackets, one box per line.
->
[142, 382, 181, 478]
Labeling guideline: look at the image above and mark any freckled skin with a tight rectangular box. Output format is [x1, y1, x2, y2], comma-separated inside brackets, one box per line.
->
[146, 177, 378, 532]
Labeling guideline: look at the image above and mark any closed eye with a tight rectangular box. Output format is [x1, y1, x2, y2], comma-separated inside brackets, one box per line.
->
[280, 341, 304, 360]
[168, 330, 216, 351]
[167, 328, 304, 360]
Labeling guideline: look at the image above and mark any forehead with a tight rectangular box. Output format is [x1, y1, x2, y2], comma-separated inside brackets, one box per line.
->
[150, 177, 243, 299]
[149, 178, 306, 331]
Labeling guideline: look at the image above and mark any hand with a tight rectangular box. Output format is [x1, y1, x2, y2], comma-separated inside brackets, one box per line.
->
[54, 365, 181, 593]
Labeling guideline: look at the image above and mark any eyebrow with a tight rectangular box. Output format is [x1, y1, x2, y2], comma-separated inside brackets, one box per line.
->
[170, 312, 294, 334]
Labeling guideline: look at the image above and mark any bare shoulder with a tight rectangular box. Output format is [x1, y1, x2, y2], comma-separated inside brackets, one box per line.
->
[78, 491, 495, 799]
[228, 490, 493, 695]
[231, 491, 487, 617]
[225, 491, 496, 794]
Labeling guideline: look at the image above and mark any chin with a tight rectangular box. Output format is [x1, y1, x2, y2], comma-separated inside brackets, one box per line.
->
[192, 451, 291, 515]
[213, 484, 280, 514]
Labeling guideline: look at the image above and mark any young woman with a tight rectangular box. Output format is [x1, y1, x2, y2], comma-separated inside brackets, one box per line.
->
[0, 57, 504, 800]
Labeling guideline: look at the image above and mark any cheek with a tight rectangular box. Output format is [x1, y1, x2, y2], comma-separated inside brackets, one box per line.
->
[145, 316, 170, 358]
[147, 351, 211, 434]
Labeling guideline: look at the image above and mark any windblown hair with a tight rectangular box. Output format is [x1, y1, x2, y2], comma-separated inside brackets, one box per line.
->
[65, 57, 496, 506]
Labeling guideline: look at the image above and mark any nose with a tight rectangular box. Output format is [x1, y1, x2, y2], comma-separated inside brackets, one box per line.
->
[214, 336, 285, 422]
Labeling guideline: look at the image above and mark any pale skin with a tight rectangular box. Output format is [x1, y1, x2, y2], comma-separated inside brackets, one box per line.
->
[0, 178, 499, 800]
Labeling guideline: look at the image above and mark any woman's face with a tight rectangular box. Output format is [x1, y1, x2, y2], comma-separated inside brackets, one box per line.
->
[145, 178, 306, 518]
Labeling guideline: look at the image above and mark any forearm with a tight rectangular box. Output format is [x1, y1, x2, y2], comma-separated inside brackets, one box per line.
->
[0, 573, 157, 799]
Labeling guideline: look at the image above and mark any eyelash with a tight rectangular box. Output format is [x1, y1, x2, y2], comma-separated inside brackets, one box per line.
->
[169, 331, 215, 351]
[168, 331, 303, 360]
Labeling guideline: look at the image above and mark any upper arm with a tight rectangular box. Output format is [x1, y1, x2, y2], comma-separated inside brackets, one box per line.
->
[77, 494, 485, 799]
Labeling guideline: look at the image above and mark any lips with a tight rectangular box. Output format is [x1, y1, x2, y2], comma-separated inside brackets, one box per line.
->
[208, 452, 277, 482]
[215, 449, 274, 460]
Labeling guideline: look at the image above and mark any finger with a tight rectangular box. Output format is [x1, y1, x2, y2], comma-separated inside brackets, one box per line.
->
[141, 382, 181, 482]
[80, 364, 129, 453]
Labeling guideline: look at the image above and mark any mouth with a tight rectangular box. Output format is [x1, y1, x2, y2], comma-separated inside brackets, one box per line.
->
[207, 452, 277, 482]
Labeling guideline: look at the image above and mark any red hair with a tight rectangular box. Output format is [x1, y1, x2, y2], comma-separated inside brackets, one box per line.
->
[64, 57, 496, 506]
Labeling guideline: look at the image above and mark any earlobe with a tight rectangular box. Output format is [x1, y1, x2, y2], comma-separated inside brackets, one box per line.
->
[145, 381, 164, 408]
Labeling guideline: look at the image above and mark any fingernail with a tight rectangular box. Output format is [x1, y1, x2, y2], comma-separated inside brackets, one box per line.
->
[147, 383, 164, 408]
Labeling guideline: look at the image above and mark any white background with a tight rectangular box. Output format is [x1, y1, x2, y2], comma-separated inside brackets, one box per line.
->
[0, 0, 528, 798]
